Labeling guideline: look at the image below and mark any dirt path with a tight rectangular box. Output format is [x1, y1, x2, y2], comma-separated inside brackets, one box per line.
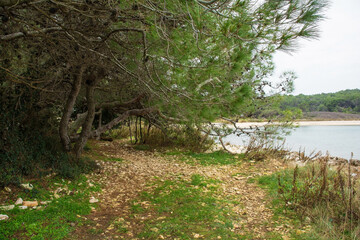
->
[71, 140, 291, 239]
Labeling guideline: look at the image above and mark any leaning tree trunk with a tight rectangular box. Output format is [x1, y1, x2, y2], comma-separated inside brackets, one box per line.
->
[74, 79, 98, 159]
[59, 65, 86, 152]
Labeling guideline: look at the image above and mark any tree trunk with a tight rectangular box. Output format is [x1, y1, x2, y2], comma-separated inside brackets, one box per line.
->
[96, 109, 102, 140]
[59, 65, 85, 151]
[74, 80, 98, 158]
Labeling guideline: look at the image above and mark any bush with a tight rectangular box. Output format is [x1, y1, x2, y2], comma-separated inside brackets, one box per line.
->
[107, 122, 214, 152]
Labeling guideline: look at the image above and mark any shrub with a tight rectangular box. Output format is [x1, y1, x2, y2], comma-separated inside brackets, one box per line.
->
[107, 123, 214, 152]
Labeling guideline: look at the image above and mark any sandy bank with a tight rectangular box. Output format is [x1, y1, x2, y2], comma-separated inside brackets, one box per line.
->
[295, 120, 360, 126]
[226, 120, 360, 128]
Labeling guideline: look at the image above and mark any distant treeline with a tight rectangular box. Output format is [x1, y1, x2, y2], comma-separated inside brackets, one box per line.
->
[280, 89, 360, 113]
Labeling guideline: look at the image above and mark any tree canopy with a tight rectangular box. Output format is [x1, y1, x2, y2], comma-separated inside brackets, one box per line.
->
[280, 89, 360, 113]
[0, 0, 328, 157]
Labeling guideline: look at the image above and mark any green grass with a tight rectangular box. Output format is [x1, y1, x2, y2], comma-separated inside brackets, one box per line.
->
[132, 174, 250, 239]
[257, 171, 315, 240]
[165, 150, 243, 166]
[0, 175, 100, 240]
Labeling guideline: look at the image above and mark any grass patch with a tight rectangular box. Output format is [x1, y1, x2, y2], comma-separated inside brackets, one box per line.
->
[165, 150, 243, 166]
[258, 159, 360, 240]
[0, 175, 100, 239]
[133, 144, 152, 151]
[132, 174, 250, 239]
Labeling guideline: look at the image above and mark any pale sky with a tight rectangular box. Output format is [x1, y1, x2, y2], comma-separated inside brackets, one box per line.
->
[272, 0, 360, 95]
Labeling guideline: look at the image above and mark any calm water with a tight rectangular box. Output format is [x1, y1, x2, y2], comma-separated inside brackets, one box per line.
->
[223, 125, 360, 159]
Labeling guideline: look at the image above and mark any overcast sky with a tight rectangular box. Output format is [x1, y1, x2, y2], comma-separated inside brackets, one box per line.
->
[271, 0, 360, 95]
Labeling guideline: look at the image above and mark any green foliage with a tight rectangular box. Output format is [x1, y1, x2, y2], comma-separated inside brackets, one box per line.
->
[280, 89, 360, 113]
[0, 176, 99, 239]
[133, 175, 248, 239]
[1, 0, 329, 165]
[258, 160, 360, 239]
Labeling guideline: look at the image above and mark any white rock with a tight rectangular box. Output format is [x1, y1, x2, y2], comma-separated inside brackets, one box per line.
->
[89, 197, 99, 203]
[20, 183, 34, 190]
[15, 198, 23, 205]
[0, 214, 9, 221]
[23, 201, 38, 207]
[19, 206, 28, 210]
[0, 205, 15, 211]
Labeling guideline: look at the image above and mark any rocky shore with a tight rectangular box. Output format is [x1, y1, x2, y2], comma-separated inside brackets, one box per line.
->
[210, 143, 360, 177]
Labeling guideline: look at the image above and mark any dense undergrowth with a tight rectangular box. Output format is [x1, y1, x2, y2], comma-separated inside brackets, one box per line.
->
[106, 124, 214, 152]
[258, 157, 360, 240]
[0, 130, 98, 187]
[0, 90, 99, 187]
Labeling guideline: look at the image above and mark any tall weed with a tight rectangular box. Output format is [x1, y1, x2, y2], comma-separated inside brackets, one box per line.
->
[261, 156, 360, 239]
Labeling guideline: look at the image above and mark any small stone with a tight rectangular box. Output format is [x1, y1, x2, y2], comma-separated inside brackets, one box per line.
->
[89, 183, 94, 187]
[4, 187, 11, 193]
[89, 197, 99, 203]
[150, 227, 158, 232]
[23, 201, 38, 207]
[20, 183, 34, 190]
[0, 214, 9, 221]
[19, 206, 28, 210]
[0, 205, 15, 211]
[193, 233, 201, 238]
[15, 198, 23, 205]
[159, 235, 165, 239]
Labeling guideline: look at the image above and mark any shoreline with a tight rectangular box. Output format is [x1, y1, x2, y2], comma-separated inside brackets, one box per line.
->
[295, 120, 360, 126]
[231, 120, 360, 128]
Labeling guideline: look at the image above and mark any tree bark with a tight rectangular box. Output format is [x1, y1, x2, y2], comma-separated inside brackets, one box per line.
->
[74, 80, 98, 158]
[59, 65, 85, 152]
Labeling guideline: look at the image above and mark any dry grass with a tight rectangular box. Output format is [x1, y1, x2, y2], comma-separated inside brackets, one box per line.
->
[275, 156, 360, 239]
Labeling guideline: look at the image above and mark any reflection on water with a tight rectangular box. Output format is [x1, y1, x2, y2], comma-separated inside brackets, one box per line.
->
[223, 125, 360, 159]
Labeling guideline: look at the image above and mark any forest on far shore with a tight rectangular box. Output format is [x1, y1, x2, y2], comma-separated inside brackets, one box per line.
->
[250, 89, 360, 120]
[280, 89, 360, 114]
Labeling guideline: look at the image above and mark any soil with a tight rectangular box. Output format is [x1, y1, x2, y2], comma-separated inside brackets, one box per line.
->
[69, 140, 298, 240]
